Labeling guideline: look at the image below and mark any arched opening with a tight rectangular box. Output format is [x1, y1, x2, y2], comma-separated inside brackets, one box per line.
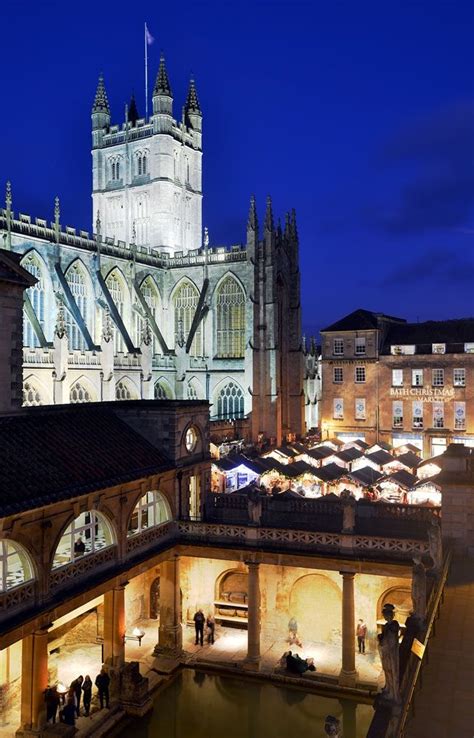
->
[289, 574, 341, 643]
[154, 379, 172, 399]
[214, 380, 245, 420]
[65, 261, 92, 350]
[22, 379, 43, 407]
[127, 491, 172, 537]
[377, 586, 412, 627]
[173, 280, 202, 357]
[0, 539, 35, 591]
[21, 251, 48, 347]
[215, 276, 245, 358]
[115, 377, 138, 401]
[214, 569, 248, 628]
[52, 511, 115, 569]
[150, 576, 160, 619]
[136, 276, 159, 351]
[70, 380, 96, 404]
[105, 269, 128, 354]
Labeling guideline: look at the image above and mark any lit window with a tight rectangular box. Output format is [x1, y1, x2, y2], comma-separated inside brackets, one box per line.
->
[454, 402, 466, 430]
[391, 345, 415, 356]
[70, 382, 92, 404]
[464, 343, 474, 354]
[355, 366, 366, 383]
[215, 277, 245, 358]
[215, 381, 244, 420]
[52, 511, 114, 569]
[173, 281, 202, 357]
[185, 427, 198, 453]
[106, 271, 126, 354]
[127, 491, 171, 537]
[432, 402, 444, 429]
[412, 369, 423, 387]
[136, 277, 159, 352]
[333, 398, 343, 419]
[432, 343, 446, 355]
[355, 398, 366, 420]
[432, 369, 444, 387]
[453, 368, 465, 387]
[412, 401, 423, 429]
[22, 253, 46, 348]
[333, 367, 343, 383]
[392, 401, 403, 429]
[23, 381, 42, 407]
[0, 540, 34, 592]
[66, 263, 89, 351]
[392, 369, 403, 387]
[333, 339, 344, 356]
[355, 337, 366, 355]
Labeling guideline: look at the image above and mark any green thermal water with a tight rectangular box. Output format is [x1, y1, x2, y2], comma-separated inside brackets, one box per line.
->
[120, 669, 373, 738]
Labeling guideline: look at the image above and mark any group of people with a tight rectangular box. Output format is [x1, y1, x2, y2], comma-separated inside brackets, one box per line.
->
[45, 668, 110, 726]
[193, 609, 216, 646]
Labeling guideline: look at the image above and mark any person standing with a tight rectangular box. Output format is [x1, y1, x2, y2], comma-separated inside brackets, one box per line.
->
[95, 668, 110, 709]
[44, 685, 60, 724]
[194, 609, 205, 646]
[60, 698, 76, 726]
[82, 675, 93, 716]
[70, 675, 83, 717]
[206, 614, 216, 644]
[357, 619, 367, 654]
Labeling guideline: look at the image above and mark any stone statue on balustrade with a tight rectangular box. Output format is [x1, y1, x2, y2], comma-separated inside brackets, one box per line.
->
[247, 489, 262, 526]
[377, 603, 400, 704]
[324, 715, 341, 737]
[411, 556, 427, 621]
[428, 518, 442, 574]
[341, 491, 356, 533]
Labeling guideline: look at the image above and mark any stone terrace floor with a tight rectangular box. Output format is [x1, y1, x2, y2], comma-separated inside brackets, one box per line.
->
[406, 557, 474, 738]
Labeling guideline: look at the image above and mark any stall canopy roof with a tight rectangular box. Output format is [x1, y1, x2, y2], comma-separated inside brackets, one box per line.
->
[383, 470, 418, 490]
[396, 451, 422, 470]
[349, 466, 383, 486]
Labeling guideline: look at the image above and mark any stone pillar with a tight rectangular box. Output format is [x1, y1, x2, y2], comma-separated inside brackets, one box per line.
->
[104, 585, 126, 668]
[18, 629, 48, 734]
[339, 572, 358, 687]
[157, 556, 182, 652]
[0, 648, 10, 727]
[246, 561, 261, 665]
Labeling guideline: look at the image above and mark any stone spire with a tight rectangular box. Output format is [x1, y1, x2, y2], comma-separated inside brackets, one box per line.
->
[247, 195, 258, 232]
[128, 94, 139, 126]
[291, 208, 298, 240]
[264, 196, 274, 232]
[92, 74, 110, 114]
[185, 77, 201, 115]
[153, 54, 172, 96]
[152, 54, 173, 119]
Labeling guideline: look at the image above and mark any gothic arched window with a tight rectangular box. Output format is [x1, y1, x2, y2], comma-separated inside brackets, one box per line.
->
[142, 154, 147, 175]
[173, 281, 202, 357]
[216, 381, 244, 420]
[106, 271, 126, 353]
[52, 511, 115, 569]
[187, 383, 198, 400]
[216, 277, 245, 358]
[154, 381, 170, 400]
[116, 379, 137, 400]
[22, 253, 46, 347]
[23, 380, 42, 407]
[70, 382, 93, 404]
[66, 263, 89, 351]
[127, 491, 172, 537]
[0, 540, 35, 592]
[136, 277, 159, 352]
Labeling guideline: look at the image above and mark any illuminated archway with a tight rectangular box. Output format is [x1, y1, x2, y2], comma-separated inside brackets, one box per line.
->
[0, 539, 35, 591]
[52, 511, 116, 569]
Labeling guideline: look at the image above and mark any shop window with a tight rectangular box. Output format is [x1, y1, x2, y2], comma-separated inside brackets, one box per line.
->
[127, 491, 172, 537]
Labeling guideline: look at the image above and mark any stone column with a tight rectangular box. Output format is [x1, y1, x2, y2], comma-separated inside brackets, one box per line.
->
[246, 561, 261, 665]
[157, 556, 182, 652]
[18, 629, 48, 733]
[104, 585, 126, 668]
[339, 572, 358, 687]
[0, 648, 10, 727]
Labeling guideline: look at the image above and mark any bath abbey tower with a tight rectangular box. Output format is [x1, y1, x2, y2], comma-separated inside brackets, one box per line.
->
[0, 57, 304, 443]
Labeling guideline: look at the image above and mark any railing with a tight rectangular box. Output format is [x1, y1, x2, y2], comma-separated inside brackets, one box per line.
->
[23, 348, 54, 364]
[0, 581, 35, 614]
[49, 545, 118, 591]
[68, 351, 101, 367]
[126, 521, 175, 555]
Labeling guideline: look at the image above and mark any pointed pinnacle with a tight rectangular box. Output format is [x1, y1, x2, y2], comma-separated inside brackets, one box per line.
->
[291, 208, 298, 238]
[92, 74, 110, 114]
[5, 181, 12, 208]
[247, 194, 258, 231]
[265, 196, 274, 231]
[54, 196, 60, 222]
[185, 77, 201, 114]
[154, 54, 172, 96]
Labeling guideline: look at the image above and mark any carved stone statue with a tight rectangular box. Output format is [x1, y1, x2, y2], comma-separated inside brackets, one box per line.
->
[247, 490, 262, 526]
[324, 715, 341, 737]
[411, 556, 427, 620]
[428, 518, 442, 573]
[341, 491, 356, 533]
[377, 603, 400, 703]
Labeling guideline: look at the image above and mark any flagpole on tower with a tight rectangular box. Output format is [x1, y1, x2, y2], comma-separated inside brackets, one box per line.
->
[144, 22, 149, 121]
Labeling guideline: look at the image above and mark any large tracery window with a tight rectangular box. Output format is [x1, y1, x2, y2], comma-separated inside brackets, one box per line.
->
[65, 263, 89, 351]
[22, 253, 46, 347]
[216, 381, 245, 420]
[106, 271, 126, 354]
[23, 380, 42, 407]
[116, 379, 137, 400]
[136, 277, 159, 352]
[173, 281, 202, 357]
[0, 540, 34, 591]
[127, 491, 172, 537]
[70, 382, 93, 404]
[216, 277, 245, 358]
[52, 511, 115, 569]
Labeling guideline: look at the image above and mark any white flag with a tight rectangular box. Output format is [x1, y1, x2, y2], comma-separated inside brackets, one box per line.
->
[145, 24, 154, 45]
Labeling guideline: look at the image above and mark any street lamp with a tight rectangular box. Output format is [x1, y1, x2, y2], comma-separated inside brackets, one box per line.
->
[123, 627, 146, 646]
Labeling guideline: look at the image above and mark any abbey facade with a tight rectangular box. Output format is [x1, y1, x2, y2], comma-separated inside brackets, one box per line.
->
[0, 57, 304, 444]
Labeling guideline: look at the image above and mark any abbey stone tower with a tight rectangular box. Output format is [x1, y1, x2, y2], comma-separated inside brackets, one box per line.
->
[0, 56, 304, 444]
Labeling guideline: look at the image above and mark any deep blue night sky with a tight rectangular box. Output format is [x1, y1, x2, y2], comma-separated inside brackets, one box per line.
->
[2, 0, 474, 336]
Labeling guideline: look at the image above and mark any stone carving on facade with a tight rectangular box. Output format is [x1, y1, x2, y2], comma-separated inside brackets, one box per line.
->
[428, 518, 442, 573]
[247, 489, 262, 526]
[341, 491, 356, 533]
[377, 603, 400, 704]
[324, 715, 341, 737]
[411, 556, 427, 620]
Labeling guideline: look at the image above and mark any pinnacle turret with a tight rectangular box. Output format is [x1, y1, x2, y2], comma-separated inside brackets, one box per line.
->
[185, 77, 201, 115]
[153, 54, 172, 97]
[264, 196, 274, 232]
[128, 94, 139, 126]
[247, 195, 258, 232]
[92, 74, 110, 114]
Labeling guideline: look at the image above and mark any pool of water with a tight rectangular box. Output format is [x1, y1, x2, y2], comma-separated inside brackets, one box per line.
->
[119, 669, 373, 738]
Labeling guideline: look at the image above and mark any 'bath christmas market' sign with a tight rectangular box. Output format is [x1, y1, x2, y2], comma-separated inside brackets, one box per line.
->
[389, 387, 455, 402]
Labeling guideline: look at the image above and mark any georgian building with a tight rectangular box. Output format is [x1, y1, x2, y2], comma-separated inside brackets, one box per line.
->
[320, 309, 474, 457]
[0, 57, 303, 445]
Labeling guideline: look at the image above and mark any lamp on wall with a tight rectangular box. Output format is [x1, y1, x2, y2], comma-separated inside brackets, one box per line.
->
[123, 627, 146, 646]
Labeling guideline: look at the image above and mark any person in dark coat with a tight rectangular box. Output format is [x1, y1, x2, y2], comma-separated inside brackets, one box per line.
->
[193, 609, 205, 646]
[95, 668, 110, 709]
[74, 537, 86, 557]
[44, 685, 60, 724]
[70, 676, 83, 717]
[82, 675, 93, 716]
[60, 698, 76, 726]
[285, 651, 316, 675]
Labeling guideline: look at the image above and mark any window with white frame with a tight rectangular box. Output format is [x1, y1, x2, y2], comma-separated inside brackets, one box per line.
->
[333, 338, 344, 356]
[0, 540, 34, 592]
[454, 402, 466, 430]
[215, 277, 245, 358]
[66, 263, 89, 351]
[70, 382, 93, 404]
[355, 366, 366, 383]
[453, 368, 465, 387]
[215, 381, 244, 420]
[412, 369, 423, 387]
[52, 511, 114, 569]
[355, 398, 366, 420]
[333, 398, 344, 419]
[22, 253, 46, 347]
[185, 426, 198, 452]
[432, 369, 444, 387]
[412, 401, 423, 429]
[432, 343, 446, 354]
[392, 369, 403, 387]
[23, 381, 42, 407]
[432, 402, 444, 428]
[333, 367, 343, 383]
[392, 401, 403, 429]
[355, 337, 366, 355]
[127, 491, 171, 537]
[173, 281, 202, 357]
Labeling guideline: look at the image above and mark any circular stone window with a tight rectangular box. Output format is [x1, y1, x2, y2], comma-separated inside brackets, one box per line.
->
[185, 427, 198, 453]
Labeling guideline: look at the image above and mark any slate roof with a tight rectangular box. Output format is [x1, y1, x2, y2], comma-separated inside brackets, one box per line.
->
[381, 318, 474, 354]
[307, 446, 335, 461]
[383, 470, 418, 489]
[336, 448, 364, 463]
[349, 466, 383, 486]
[0, 404, 172, 517]
[321, 309, 405, 332]
[312, 463, 345, 482]
[396, 451, 422, 470]
[365, 450, 396, 467]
